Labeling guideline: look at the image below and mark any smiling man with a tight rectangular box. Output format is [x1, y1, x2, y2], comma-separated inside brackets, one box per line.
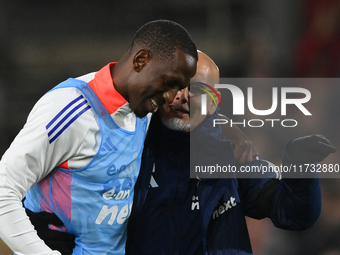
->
[0, 20, 197, 255]
[160, 50, 220, 132]
[25, 51, 335, 254]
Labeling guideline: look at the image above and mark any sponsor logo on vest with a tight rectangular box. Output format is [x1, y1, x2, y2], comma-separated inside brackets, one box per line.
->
[107, 164, 126, 176]
[212, 197, 237, 219]
[102, 188, 130, 200]
[95, 203, 133, 225]
[95, 189, 132, 225]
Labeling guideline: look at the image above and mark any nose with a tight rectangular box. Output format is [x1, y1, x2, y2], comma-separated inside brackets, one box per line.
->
[174, 87, 189, 104]
[163, 87, 182, 104]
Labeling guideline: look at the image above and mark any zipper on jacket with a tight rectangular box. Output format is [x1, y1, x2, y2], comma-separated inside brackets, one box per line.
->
[172, 171, 180, 255]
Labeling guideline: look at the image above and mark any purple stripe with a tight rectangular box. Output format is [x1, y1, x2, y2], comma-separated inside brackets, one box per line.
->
[47, 100, 88, 137]
[49, 105, 91, 144]
[46, 95, 84, 129]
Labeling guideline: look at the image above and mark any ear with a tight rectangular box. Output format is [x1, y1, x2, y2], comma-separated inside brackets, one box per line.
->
[207, 91, 221, 115]
[133, 49, 150, 72]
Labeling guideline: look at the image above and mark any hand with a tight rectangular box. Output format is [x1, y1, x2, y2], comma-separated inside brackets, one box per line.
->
[286, 134, 336, 165]
[219, 114, 259, 164]
[232, 139, 259, 165]
[26, 208, 75, 255]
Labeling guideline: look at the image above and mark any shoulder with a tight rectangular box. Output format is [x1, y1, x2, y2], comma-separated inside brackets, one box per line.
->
[28, 87, 97, 145]
[29, 87, 89, 116]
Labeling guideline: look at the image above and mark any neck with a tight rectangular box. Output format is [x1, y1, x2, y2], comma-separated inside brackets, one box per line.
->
[110, 61, 129, 101]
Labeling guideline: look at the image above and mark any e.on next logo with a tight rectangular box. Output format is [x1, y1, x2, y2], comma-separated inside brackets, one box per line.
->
[200, 84, 312, 128]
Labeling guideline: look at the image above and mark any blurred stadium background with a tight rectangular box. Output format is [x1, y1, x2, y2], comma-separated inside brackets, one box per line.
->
[1, 0, 340, 254]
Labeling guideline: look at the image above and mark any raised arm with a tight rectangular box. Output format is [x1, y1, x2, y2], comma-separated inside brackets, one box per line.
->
[270, 134, 336, 230]
[219, 114, 258, 165]
[239, 134, 336, 230]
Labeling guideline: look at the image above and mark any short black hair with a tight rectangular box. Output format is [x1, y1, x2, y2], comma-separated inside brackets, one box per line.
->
[130, 20, 198, 61]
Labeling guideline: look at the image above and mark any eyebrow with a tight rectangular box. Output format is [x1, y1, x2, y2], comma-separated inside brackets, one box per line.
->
[165, 76, 186, 90]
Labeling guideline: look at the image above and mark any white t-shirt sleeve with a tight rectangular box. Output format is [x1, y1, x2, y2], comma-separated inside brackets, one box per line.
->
[0, 87, 96, 254]
[146, 113, 152, 130]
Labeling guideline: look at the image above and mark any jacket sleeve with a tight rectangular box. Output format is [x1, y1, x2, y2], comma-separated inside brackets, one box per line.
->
[239, 151, 321, 230]
[268, 147, 321, 230]
[237, 159, 279, 219]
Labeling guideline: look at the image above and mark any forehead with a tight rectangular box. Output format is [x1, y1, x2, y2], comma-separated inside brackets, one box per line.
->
[173, 49, 197, 75]
[157, 50, 197, 87]
[190, 79, 219, 94]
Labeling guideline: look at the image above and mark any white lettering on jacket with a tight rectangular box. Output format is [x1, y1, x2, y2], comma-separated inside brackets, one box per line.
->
[191, 195, 199, 210]
[212, 197, 237, 219]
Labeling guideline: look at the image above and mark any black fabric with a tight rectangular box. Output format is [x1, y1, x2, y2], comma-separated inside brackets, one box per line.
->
[26, 208, 75, 255]
[257, 179, 280, 218]
[286, 134, 336, 165]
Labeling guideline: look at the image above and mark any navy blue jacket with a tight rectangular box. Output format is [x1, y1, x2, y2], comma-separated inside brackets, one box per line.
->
[126, 112, 321, 255]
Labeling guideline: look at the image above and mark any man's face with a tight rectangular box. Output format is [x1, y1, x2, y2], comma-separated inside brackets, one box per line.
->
[128, 49, 197, 118]
[159, 86, 191, 131]
[159, 81, 215, 132]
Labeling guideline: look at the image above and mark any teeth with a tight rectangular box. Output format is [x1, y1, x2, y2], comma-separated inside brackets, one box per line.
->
[151, 98, 158, 108]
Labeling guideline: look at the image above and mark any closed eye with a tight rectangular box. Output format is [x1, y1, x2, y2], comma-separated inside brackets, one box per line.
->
[164, 78, 180, 88]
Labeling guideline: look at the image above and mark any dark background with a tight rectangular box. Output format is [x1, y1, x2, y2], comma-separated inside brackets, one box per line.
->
[0, 0, 304, 153]
[1, 0, 340, 254]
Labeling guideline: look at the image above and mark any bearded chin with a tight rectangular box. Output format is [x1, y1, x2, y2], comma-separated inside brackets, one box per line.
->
[161, 117, 190, 131]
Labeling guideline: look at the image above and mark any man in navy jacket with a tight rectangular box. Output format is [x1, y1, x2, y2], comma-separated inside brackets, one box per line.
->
[28, 51, 336, 255]
[125, 51, 335, 254]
